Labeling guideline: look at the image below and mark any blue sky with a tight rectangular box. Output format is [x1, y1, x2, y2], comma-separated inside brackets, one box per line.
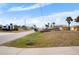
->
[0, 3, 79, 28]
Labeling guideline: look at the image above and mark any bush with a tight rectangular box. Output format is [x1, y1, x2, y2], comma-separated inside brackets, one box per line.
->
[34, 28, 38, 32]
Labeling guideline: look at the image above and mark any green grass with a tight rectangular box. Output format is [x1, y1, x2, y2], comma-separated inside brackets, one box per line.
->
[2, 31, 79, 48]
[2, 32, 43, 48]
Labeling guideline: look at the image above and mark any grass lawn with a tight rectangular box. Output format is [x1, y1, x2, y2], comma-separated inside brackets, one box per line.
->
[1, 31, 79, 48]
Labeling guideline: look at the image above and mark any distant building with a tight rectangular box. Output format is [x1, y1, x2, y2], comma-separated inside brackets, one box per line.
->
[71, 26, 79, 31]
[53, 25, 65, 31]
[60, 26, 70, 31]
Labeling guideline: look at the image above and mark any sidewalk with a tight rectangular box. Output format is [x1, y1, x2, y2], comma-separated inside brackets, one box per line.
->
[0, 46, 79, 55]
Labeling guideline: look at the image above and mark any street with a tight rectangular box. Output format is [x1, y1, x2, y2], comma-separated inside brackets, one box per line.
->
[0, 30, 34, 44]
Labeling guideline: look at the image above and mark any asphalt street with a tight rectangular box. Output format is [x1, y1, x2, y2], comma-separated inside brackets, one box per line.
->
[0, 30, 34, 44]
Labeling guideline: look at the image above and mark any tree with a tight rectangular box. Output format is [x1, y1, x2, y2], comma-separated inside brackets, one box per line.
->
[75, 16, 79, 22]
[45, 24, 48, 29]
[33, 25, 36, 29]
[51, 22, 55, 30]
[52, 22, 55, 27]
[14, 25, 18, 31]
[10, 23, 14, 30]
[21, 25, 27, 30]
[48, 23, 50, 27]
[66, 17, 73, 30]
[0, 25, 2, 30]
[45, 23, 50, 29]
[33, 25, 38, 32]
[50, 24, 53, 28]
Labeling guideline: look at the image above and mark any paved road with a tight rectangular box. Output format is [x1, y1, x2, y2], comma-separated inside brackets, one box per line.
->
[0, 46, 79, 55]
[0, 30, 34, 44]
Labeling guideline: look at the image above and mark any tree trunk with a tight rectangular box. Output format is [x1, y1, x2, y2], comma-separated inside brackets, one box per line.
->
[68, 23, 70, 30]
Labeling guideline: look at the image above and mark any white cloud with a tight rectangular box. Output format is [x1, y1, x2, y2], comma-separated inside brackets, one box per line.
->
[25, 10, 79, 27]
[8, 3, 51, 12]
[0, 10, 79, 28]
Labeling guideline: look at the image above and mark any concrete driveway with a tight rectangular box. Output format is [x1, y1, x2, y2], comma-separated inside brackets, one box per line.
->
[0, 30, 34, 44]
[0, 46, 79, 55]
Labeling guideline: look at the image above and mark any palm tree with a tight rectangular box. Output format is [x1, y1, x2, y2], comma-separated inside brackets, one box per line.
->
[50, 24, 53, 28]
[45, 23, 50, 29]
[66, 17, 73, 30]
[45, 24, 48, 29]
[52, 22, 55, 27]
[48, 23, 50, 26]
[33, 25, 36, 29]
[75, 16, 79, 22]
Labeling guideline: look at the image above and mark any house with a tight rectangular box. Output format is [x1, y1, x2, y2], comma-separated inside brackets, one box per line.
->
[71, 26, 79, 31]
[60, 26, 70, 31]
[53, 25, 64, 31]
